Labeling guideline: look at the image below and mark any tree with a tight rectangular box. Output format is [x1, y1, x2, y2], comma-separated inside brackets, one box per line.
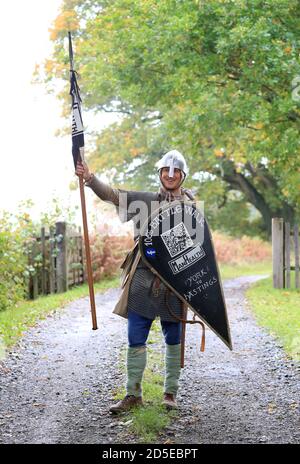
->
[46, 0, 300, 237]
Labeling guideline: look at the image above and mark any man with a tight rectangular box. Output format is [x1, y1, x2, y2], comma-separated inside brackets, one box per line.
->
[75, 150, 195, 413]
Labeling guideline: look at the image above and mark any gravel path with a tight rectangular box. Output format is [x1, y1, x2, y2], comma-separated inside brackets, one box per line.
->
[0, 275, 299, 444]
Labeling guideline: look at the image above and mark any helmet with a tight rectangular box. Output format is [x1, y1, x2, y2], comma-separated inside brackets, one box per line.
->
[156, 150, 188, 179]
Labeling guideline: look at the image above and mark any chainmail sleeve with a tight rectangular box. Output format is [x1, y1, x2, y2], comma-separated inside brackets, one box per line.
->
[85, 174, 119, 206]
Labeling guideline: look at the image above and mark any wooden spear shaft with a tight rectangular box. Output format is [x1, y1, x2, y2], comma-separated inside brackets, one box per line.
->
[78, 170, 98, 330]
[68, 32, 97, 330]
[180, 303, 187, 368]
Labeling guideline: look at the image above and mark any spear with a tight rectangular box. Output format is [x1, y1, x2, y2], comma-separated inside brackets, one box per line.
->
[68, 31, 98, 330]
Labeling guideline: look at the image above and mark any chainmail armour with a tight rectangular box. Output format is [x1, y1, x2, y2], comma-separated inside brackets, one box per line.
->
[86, 176, 194, 322]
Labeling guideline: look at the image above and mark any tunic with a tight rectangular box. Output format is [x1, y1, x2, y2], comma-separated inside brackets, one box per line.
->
[85, 175, 193, 322]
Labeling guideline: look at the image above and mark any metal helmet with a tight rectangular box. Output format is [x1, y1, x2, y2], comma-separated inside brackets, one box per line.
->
[156, 150, 188, 179]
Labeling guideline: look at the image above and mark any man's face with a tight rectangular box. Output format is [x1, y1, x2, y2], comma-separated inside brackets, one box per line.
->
[160, 167, 182, 190]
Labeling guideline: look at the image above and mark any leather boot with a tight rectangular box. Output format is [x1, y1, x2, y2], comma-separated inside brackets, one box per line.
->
[162, 393, 178, 410]
[109, 395, 143, 414]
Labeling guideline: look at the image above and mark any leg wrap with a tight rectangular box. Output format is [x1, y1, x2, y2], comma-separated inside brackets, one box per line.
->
[126, 345, 147, 397]
[164, 343, 181, 395]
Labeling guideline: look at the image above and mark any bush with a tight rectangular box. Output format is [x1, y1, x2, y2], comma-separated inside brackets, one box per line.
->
[0, 211, 32, 311]
[87, 232, 134, 281]
[212, 231, 272, 265]
[0, 197, 79, 311]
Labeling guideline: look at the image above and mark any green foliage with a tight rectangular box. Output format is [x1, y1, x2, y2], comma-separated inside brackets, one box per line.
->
[46, 0, 300, 234]
[219, 261, 272, 280]
[0, 229, 26, 311]
[0, 202, 36, 311]
[0, 198, 79, 312]
[40, 196, 79, 227]
[209, 198, 266, 239]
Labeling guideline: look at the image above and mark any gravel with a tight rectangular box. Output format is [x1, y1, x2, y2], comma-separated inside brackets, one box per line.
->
[0, 275, 299, 444]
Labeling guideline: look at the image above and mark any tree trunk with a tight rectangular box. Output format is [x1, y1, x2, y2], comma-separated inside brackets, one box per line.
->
[212, 160, 296, 238]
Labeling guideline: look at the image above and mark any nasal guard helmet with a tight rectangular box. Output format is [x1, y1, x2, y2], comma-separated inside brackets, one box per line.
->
[156, 150, 188, 180]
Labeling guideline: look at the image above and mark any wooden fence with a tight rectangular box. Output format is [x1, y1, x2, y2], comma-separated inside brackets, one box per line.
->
[28, 221, 84, 299]
[272, 218, 299, 289]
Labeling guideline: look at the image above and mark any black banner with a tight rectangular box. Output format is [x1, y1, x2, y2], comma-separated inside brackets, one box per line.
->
[139, 201, 232, 350]
[68, 32, 84, 168]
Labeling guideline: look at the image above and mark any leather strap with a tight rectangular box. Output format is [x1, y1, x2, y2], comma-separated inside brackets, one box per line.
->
[164, 287, 205, 352]
[151, 275, 161, 297]
[150, 275, 205, 352]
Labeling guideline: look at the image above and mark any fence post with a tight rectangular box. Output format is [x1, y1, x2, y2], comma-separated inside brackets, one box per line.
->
[56, 221, 68, 293]
[285, 222, 291, 289]
[272, 218, 284, 289]
[49, 226, 55, 294]
[41, 226, 47, 295]
[28, 239, 38, 299]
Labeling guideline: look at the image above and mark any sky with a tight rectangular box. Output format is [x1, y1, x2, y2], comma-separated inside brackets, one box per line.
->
[0, 0, 118, 225]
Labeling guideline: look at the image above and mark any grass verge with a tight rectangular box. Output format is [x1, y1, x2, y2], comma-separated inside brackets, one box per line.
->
[219, 261, 272, 280]
[113, 320, 178, 443]
[246, 276, 300, 361]
[0, 275, 120, 352]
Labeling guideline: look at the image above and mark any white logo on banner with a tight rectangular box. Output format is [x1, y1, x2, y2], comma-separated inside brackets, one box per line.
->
[72, 93, 84, 136]
[72, 104, 84, 135]
[168, 243, 206, 275]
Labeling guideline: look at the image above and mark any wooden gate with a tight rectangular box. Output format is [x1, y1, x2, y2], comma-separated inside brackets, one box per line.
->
[272, 218, 299, 289]
[29, 221, 84, 299]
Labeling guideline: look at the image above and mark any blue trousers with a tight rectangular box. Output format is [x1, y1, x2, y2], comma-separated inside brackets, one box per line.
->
[128, 310, 182, 347]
